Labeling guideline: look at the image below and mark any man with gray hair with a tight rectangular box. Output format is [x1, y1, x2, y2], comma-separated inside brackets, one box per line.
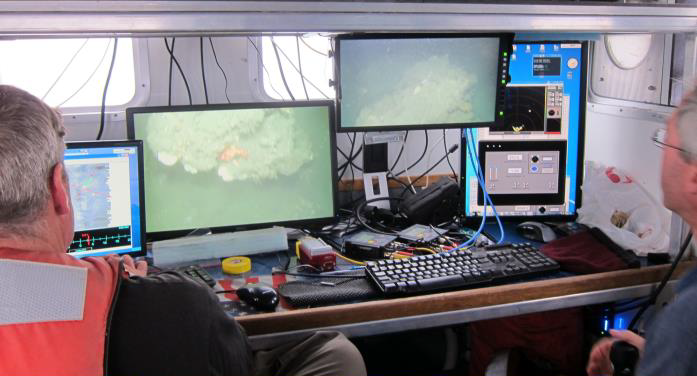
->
[0, 85, 366, 376]
[587, 89, 697, 375]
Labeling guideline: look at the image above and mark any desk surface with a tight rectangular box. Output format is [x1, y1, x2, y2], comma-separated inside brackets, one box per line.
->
[237, 261, 695, 348]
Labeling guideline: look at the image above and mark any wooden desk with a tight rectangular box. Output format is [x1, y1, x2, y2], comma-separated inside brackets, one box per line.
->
[239, 261, 696, 349]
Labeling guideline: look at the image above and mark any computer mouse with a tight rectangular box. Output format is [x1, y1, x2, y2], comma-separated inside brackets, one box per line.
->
[235, 284, 279, 312]
[516, 221, 557, 243]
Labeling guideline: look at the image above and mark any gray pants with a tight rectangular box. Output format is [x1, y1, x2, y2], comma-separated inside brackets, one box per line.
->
[253, 331, 366, 376]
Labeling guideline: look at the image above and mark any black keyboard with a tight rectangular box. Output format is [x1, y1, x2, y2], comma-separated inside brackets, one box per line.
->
[176, 264, 217, 287]
[365, 243, 559, 294]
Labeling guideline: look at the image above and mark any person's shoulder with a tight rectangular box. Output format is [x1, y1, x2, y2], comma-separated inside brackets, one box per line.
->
[638, 283, 697, 375]
[120, 271, 219, 306]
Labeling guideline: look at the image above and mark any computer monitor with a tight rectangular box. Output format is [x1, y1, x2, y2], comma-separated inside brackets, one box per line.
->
[64, 140, 146, 257]
[462, 41, 587, 220]
[126, 101, 338, 240]
[335, 33, 512, 132]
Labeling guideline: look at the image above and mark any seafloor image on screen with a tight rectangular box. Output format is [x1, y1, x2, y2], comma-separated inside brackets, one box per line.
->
[133, 106, 334, 232]
[340, 37, 500, 128]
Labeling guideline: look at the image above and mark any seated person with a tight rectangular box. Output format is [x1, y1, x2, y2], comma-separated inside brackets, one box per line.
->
[0, 85, 366, 376]
[587, 89, 697, 376]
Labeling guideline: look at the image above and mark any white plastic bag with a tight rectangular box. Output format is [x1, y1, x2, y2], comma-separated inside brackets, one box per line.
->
[577, 161, 669, 255]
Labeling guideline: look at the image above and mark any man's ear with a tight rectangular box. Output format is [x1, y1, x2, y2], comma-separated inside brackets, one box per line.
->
[49, 163, 71, 216]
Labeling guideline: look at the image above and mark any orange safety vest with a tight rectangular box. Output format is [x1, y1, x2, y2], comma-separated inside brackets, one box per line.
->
[0, 248, 122, 376]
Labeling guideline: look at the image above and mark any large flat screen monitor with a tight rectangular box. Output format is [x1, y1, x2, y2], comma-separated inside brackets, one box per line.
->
[335, 33, 512, 132]
[462, 41, 587, 221]
[127, 101, 338, 240]
[64, 140, 146, 257]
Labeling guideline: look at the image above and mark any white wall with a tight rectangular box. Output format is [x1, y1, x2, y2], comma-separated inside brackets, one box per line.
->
[584, 109, 666, 201]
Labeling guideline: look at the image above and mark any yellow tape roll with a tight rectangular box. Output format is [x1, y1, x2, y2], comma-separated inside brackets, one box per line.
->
[222, 256, 251, 275]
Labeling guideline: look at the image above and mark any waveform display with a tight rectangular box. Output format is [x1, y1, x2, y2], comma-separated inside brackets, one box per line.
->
[69, 226, 131, 253]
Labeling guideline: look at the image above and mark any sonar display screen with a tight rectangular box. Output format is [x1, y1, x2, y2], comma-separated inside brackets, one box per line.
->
[127, 102, 337, 237]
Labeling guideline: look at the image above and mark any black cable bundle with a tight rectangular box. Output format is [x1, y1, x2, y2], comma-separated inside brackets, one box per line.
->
[628, 232, 693, 331]
[96, 38, 118, 140]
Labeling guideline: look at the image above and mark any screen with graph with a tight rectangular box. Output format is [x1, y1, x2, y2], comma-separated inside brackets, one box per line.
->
[64, 141, 145, 257]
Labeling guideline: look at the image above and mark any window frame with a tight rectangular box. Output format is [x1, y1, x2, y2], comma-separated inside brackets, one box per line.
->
[2, 37, 152, 122]
[250, 35, 335, 102]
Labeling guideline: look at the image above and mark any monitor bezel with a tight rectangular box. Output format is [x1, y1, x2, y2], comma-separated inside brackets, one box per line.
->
[460, 40, 588, 223]
[126, 101, 339, 242]
[64, 139, 147, 257]
[334, 32, 514, 133]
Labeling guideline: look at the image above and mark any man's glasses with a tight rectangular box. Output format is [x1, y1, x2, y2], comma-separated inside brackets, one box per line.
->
[652, 128, 690, 154]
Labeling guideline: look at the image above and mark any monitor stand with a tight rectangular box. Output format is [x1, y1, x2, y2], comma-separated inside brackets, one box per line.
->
[363, 142, 390, 210]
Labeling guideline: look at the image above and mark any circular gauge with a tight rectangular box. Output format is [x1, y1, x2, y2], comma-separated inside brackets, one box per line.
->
[567, 58, 579, 69]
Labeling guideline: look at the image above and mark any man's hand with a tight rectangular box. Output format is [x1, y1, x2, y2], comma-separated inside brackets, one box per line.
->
[122, 255, 148, 277]
[586, 329, 646, 376]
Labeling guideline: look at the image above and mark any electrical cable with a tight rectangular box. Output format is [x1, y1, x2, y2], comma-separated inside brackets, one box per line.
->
[164, 38, 193, 105]
[271, 37, 331, 99]
[272, 271, 364, 279]
[337, 144, 363, 172]
[400, 144, 459, 197]
[57, 39, 112, 108]
[334, 252, 366, 266]
[337, 140, 363, 174]
[424, 132, 447, 188]
[386, 173, 412, 190]
[167, 37, 174, 106]
[96, 38, 118, 141]
[628, 232, 693, 331]
[354, 197, 405, 236]
[457, 136, 487, 247]
[338, 132, 357, 183]
[393, 130, 429, 177]
[299, 36, 329, 56]
[247, 37, 286, 100]
[296, 36, 310, 100]
[465, 128, 505, 244]
[348, 136, 356, 205]
[475, 141, 504, 244]
[402, 142, 417, 195]
[444, 129, 458, 178]
[271, 36, 295, 101]
[390, 131, 409, 172]
[200, 37, 209, 105]
[41, 38, 90, 101]
[208, 37, 232, 104]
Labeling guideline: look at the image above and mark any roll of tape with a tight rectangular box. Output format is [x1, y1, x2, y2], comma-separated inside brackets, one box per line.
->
[222, 256, 251, 275]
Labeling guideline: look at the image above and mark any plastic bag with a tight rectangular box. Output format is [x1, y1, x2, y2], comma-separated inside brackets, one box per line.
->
[577, 161, 669, 255]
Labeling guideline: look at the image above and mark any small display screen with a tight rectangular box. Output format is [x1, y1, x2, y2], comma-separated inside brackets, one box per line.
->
[65, 141, 145, 258]
[533, 57, 561, 76]
[337, 34, 508, 131]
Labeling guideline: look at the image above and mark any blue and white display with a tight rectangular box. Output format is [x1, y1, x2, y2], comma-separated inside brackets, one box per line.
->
[64, 142, 145, 257]
[463, 42, 585, 218]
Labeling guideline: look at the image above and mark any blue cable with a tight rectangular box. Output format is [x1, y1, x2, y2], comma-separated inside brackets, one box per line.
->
[454, 129, 505, 249]
[466, 128, 504, 244]
[457, 131, 487, 248]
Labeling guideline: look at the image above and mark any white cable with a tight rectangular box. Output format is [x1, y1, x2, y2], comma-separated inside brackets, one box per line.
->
[401, 137, 417, 194]
[424, 133, 446, 188]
